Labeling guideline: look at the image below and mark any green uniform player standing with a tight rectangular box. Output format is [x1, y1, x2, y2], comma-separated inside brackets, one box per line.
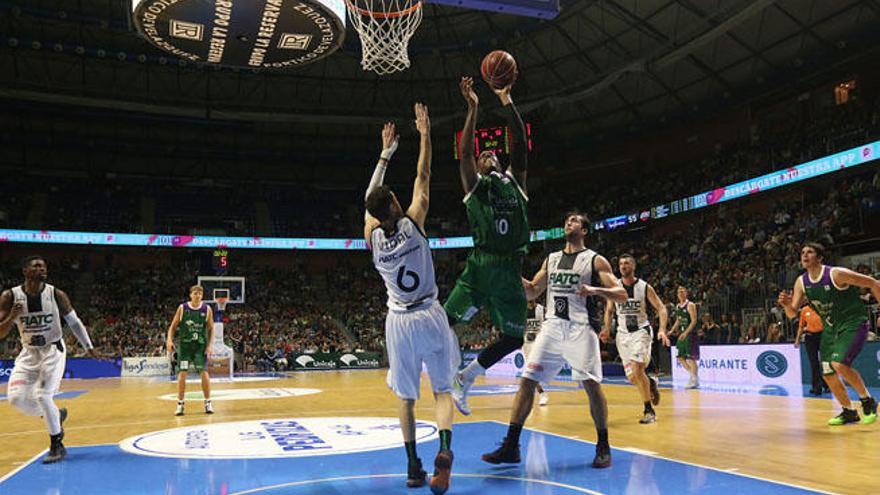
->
[166, 285, 215, 416]
[670, 286, 700, 389]
[447, 76, 530, 415]
[779, 242, 879, 425]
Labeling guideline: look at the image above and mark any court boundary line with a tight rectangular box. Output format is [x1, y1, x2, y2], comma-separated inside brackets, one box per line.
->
[490, 420, 839, 495]
[0, 449, 46, 484]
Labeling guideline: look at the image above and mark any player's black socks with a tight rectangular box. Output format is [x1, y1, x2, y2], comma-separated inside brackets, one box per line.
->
[644, 401, 654, 413]
[597, 428, 609, 448]
[505, 423, 523, 446]
[439, 429, 452, 451]
[405, 441, 418, 463]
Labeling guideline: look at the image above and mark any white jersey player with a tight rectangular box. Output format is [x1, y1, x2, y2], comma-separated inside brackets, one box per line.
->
[363, 104, 456, 495]
[0, 256, 101, 464]
[601, 254, 670, 424]
[483, 211, 626, 469]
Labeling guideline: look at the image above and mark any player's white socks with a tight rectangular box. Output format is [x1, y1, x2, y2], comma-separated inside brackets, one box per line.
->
[461, 361, 486, 384]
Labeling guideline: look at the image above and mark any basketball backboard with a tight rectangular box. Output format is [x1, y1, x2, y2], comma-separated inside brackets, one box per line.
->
[197, 276, 246, 304]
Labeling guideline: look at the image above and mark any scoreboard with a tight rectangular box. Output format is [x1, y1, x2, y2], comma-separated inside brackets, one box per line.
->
[212, 248, 229, 274]
[454, 123, 533, 159]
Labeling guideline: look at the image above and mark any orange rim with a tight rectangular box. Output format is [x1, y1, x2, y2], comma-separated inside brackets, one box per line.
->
[345, 0, 422, 19]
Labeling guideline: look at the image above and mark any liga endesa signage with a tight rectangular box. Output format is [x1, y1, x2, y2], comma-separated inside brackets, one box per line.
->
[671, 344, 802, 388]
[131, 0, 346, 69]
[290, 352, 382, 370]
[122, 357, 172, 377]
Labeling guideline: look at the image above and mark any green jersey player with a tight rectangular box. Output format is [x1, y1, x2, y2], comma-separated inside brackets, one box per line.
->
[446, 76, 530, 415]
[779, 242, 879, 426]
[166, 285, 215, 416]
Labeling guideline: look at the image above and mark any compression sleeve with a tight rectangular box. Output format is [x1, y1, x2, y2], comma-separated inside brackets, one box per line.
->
[64, 310, 94, 350]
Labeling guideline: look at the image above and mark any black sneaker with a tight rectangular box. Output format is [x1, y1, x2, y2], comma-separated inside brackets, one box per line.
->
[639, 410, 657, 424]
[429, 449, 453, 495]
[592, 444, 611, 468]
[649, 376, 660, 406]
[406, 458, 426, 488]
[42, 433, 67, 464]
[827, 409, 860, 426]
[481, 441, 520, 464]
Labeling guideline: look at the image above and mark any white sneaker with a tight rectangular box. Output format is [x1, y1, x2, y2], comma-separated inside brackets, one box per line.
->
[175, 402, 185, 416]
[538, 392, 549, 406]
[204, 400, 214, 414]
[451, 372, 472, 416]
[685, 378, 700, 389]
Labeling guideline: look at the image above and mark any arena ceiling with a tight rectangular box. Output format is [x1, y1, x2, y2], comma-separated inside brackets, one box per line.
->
[0, 0, 878, 174]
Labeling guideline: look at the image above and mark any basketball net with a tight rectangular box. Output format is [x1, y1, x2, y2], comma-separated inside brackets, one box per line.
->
[346, 0, 423, 75]
[216, 297, 228, 312]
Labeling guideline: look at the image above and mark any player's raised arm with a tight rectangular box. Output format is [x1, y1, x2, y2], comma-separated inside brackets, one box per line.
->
[0, 289, 21, 340]
[406, 103, 432, 230]
[578, 256, 627, 303]
[364, 121, 399, 242]
[458, 76, 479, 194]
[494, 84, 528, 193]
[55, 288, 102, 358]
[522, 257, 548, 301]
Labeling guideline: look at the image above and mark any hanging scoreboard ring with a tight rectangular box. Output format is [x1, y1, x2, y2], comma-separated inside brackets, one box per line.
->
[131, 0, 346, 69]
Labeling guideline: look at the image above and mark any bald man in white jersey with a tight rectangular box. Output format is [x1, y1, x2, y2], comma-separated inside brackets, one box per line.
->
[0, 256, 102, 464]
[364, 103, 458, 495]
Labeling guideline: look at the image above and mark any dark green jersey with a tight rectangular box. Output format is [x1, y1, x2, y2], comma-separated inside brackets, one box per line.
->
[464, 171, 529, 255]
[802, 266, 868, 330]
[675, 302, 692, 332]
[178, 302, 209, 345]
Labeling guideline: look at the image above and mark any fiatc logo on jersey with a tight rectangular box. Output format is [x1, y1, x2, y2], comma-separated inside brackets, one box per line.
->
[119, 417, 438, 459]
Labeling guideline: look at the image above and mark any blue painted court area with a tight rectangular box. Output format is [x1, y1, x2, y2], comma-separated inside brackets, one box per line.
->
[0, 421, 825, 495]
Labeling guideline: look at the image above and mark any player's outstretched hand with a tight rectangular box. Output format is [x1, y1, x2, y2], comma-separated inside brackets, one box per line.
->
[460, 76, 478, 108]
[658, 330, 671, 347]
[414, 103, 430, 135]
[577, 284, 597, 297]
[491, 81, 514, 105]
[381, 122, 399, 157]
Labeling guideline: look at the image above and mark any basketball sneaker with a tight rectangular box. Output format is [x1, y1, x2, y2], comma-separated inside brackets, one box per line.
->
[481, 440, 520, 464]
[205, 400, 214, 415]
[42, 431, 66, 464]
[175, 401, 185, 416]
[406, 458, 426, 488]
[429, 449, 453, 494]
[538, 391, 549, 406]
[639, 410, 656, 424]
[649, 376, 661, 405]
[860, 397, 877, 425]
[592, 443, 611, 468]
[450, 372, 472, 416]
[827, 409, 860, 426]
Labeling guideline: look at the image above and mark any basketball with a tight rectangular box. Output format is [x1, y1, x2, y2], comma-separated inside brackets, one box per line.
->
[481, 50, 518, 90]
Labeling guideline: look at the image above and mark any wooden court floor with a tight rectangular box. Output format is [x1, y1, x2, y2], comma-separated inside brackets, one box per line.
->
[1, 370, 875, 494]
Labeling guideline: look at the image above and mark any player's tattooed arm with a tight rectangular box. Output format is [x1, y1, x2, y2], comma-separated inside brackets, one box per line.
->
[458, 76, 479, 194]
[0, 289, 21, 339]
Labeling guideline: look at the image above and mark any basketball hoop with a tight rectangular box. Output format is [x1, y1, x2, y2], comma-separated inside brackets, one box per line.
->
[216, 297, 228, 312]
[346, 0, 423, 75]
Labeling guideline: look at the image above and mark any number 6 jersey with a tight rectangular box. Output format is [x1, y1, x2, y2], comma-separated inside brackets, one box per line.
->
[371, 216, 438, 312]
